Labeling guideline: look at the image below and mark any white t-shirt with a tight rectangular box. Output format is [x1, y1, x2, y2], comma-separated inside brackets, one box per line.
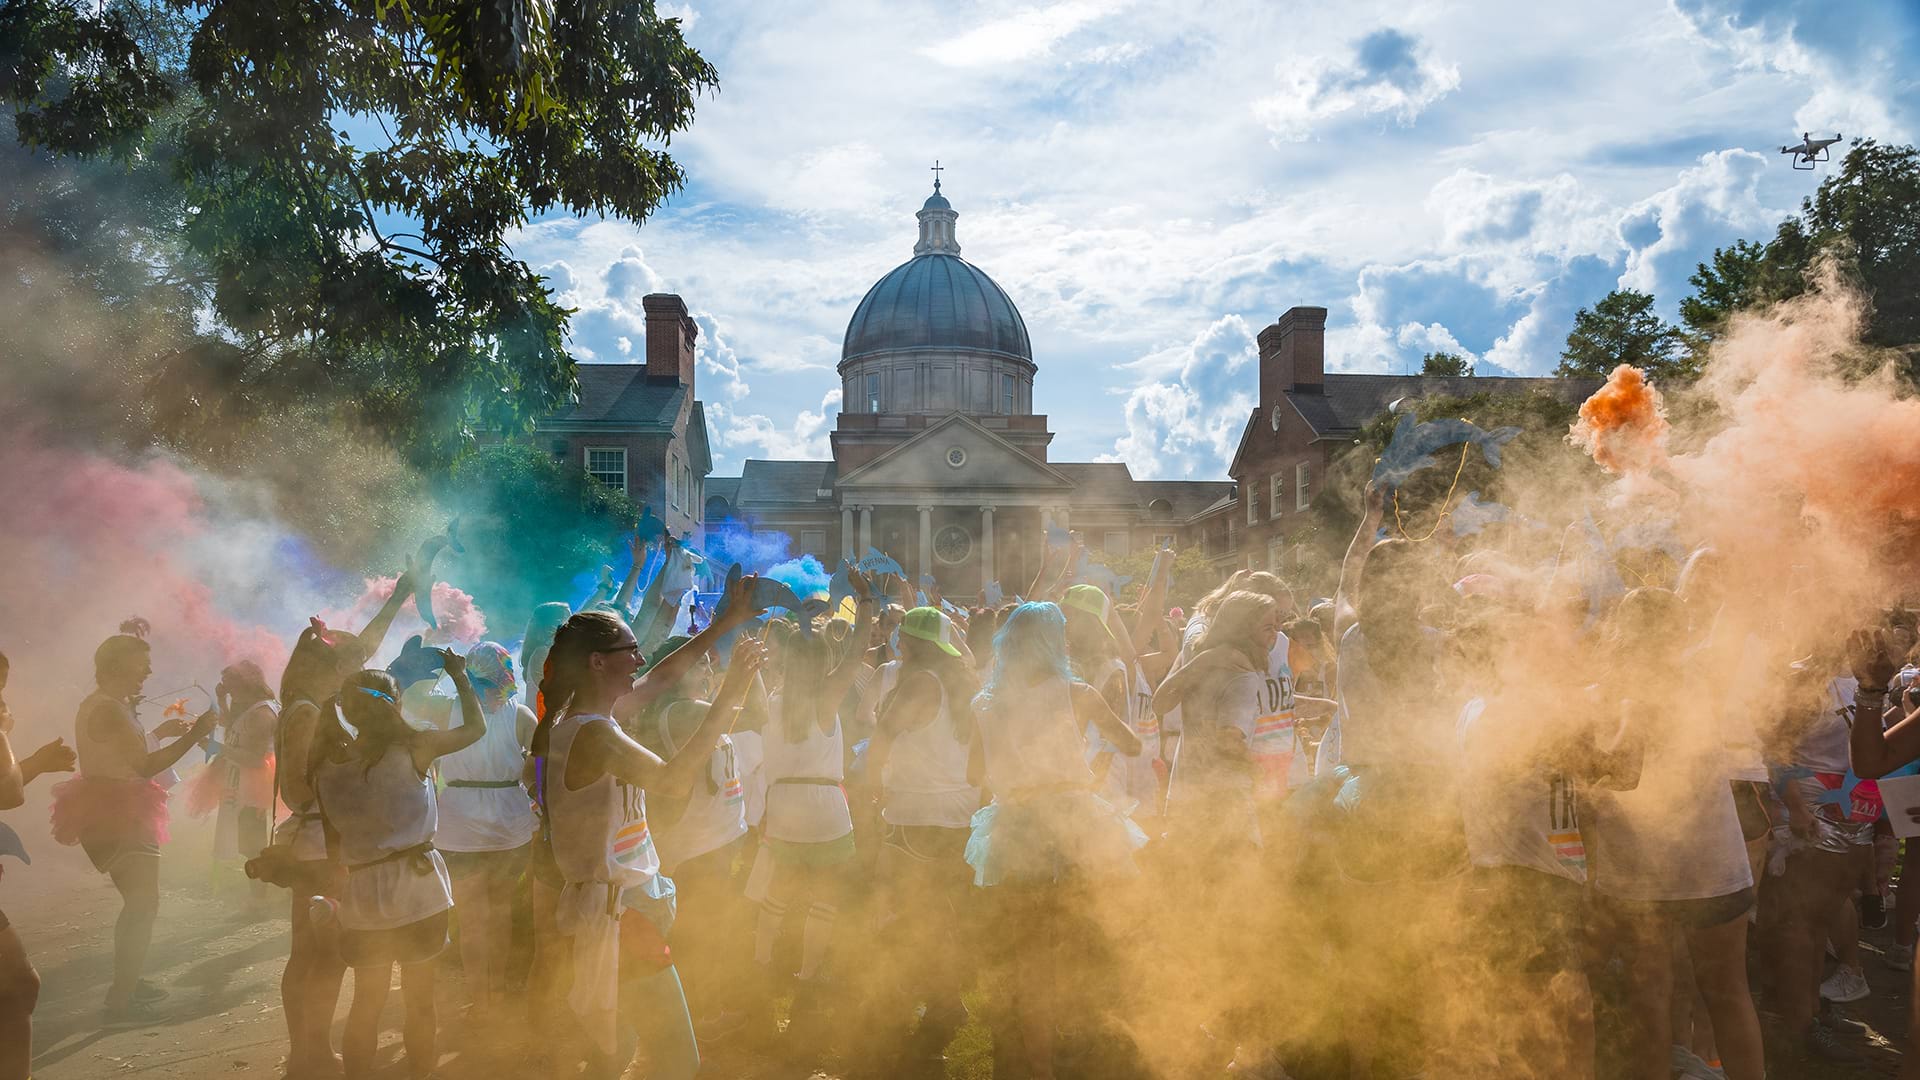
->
[1456, 698, 1586, 883]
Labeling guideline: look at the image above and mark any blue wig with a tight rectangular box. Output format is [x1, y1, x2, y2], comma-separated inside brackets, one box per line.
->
[977, 601, 1075, 706]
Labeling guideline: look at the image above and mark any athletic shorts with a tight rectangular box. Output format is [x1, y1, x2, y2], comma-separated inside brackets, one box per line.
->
[881, 823, 969, 864]
[80, 834, 160, 875]
[1606, 886, 1756, 930]
[1468, 866, 1587, 974]
[441, 842, 531, 885]
[338, 909, 449, 967]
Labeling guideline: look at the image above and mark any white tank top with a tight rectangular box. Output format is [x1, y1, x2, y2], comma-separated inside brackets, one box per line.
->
[435, 696, 536, 853]
[544, 711, 657, 889]
[316, 744, 453, 930]
[649, 701, 748, 871]
[975, 676, 1094, 797]
[881, 673, 980, 828]
[76, 690, 143, 780]
[761, 695, 852, 843]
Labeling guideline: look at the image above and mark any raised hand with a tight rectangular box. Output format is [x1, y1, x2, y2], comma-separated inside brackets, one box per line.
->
[720, 637, 770, 697]
[1847, 628, 1897, 690]
[440, 648, 468, 679]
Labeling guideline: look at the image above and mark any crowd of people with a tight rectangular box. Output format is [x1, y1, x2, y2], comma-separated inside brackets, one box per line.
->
[1, 483, 1918, 1080]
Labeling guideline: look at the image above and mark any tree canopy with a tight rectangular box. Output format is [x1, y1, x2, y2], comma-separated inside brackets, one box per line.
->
[1556, 288, 1692, 382]
[1, 0, 717, 466]
[1421, 350, 1471, 377]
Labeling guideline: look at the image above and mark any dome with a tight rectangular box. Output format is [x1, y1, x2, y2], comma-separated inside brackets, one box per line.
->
[842, 253, 1032, 363]
[921, 191, 951, 211]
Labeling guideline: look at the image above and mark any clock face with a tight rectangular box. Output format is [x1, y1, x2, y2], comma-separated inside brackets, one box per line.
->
[934, 525, 972, 564]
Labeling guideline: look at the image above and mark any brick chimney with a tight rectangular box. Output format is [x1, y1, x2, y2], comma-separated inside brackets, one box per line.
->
[642, 293, 698, 392]
[1257, 305, 1327, 403]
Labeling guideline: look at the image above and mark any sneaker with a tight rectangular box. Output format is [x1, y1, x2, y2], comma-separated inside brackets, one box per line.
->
[1819, 966, 1871, 1004]
[131, 978, 169, 1004]
[1861, 892, 1890, 930]
[1889, 942, 1915, 972]
[1670, 1043, 1726, 1079]
[1804, 1019, 1863, 1064]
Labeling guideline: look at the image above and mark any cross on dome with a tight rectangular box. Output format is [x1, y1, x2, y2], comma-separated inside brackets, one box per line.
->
[931, 159, 943, 193]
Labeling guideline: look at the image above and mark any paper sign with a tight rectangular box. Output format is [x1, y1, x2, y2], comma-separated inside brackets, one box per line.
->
[1878, 774, 1920, 839]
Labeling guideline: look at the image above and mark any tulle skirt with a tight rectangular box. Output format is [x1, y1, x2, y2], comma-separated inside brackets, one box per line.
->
[183, 753, 277, 819]
[965, 789, 1147, 887]
[49, 775, 170, 863]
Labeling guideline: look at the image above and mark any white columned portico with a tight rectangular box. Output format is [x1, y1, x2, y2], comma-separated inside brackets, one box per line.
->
[979, 506, 995, 591]
[1041, 507, 1053, 535]
[917, 505, 933, 583]
[841, 508, 854, 560]
[1055, 506, 1070, 533]
[859, 505, 873, 554]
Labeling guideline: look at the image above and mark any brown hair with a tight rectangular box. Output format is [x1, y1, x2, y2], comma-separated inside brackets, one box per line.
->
[528, 610, 631, 758]
[1198, 591, 1279, 669]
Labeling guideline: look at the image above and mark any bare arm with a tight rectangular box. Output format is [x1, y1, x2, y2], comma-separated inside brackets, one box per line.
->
[399, 678, 457, 730]
[279, 702, 321, 806]
[411, 657, 486, 766]
[103, 699, 218, 780]
[352, 571, 415, 663]
[620, 571, 766, 715]
[515, 703, 537, 749]
[1128, 549, 1173, 648]
[1334, 482, 1386, 640]
[820, 571, 880, 712]
[612, 535, 651, 613]
[589, 640, 767, 799]
[1071, 682, 1141, 757]
[1846, 630, 1915, 780]
[0, 714, 65, 808]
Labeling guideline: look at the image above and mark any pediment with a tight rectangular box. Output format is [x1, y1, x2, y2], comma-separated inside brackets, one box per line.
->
[837, 413, 1073, 493]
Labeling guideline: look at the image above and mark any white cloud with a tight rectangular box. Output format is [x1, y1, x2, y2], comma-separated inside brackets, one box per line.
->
[1254, 27, 1461, 141]
[1616, 149, 1776, 296]
[929, 2, 1116, 68]
[710, 388, 842, 460]
[1101, 315, 1258, 479]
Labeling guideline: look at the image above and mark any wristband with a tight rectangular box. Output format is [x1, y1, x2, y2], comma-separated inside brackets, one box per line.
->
[1859, 686, 1889, 696]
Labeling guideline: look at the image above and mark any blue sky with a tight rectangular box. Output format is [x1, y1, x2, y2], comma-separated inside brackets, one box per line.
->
[505, 0, 1920, 479]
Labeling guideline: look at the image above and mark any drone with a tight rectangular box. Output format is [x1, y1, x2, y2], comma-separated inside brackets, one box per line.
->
[1781, 132, 1842, 170]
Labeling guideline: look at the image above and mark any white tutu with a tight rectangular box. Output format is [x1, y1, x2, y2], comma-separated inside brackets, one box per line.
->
[964, 789, 1147, 887]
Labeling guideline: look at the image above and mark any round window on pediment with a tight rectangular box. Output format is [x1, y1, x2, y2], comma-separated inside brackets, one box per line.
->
[934, 525, 972, 564]
[946, 446, 967, 468]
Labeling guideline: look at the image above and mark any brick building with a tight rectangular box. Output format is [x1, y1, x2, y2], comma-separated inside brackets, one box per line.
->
[1226, 305, 1598, 574]
[534, 293, 712, 540]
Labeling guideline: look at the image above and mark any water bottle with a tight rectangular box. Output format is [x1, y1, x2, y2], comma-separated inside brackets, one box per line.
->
[307, 895, 339, 931]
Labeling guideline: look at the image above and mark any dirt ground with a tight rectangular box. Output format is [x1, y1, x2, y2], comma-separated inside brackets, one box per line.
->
[7, 802, 1913, 1079]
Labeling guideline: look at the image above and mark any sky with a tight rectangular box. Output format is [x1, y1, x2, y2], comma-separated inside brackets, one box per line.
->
[506, 0, 1920, 480]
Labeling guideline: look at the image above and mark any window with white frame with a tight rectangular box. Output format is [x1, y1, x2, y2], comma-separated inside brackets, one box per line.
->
[1268, 539, 1287, 571]
[586, 448, 627, 493]
[1296, 461, 1311, 510]
[1246, 485, 1258, 525]
[1001, 373, 1016, 414]
[866, 373, 882, 413]
[671, 454, 685, 511]
[1269, 474, 1284, 520]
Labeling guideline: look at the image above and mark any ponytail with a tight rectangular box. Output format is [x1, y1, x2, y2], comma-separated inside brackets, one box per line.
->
[529, 610, 628, 758]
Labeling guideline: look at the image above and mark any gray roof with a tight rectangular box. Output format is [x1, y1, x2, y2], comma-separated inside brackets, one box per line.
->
[704, 477, 741, 505]
[843, 253, 1032, 363]
[543, 363, 687, 429]
[1289, 373, 1603, 437]
[1133, 479, 1238, 519]
[1051, 462, 1138, 505]
[736, 460, 838, 506]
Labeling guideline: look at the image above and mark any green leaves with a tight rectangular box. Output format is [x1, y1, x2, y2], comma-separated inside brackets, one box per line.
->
[1555, 288, 1693, 383]
[2, 0, 716, 467]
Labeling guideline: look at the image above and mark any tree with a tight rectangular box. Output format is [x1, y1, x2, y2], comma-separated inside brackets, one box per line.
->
[446, 443, 641, 628]
[1107, 545, 1220, 613]
[1421, 350, 1471, 377]
[1, 0, 717, 466]
[1556, 288, 1692, 382]
[1679, 239, 1768, 347]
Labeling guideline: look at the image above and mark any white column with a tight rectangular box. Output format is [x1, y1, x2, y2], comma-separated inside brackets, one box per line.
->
[917, 505, 934, 585]
[979, 506, 996, 592]
[858, 506, 873, 555]
[1041, 507, 1054, 536]
[1055, 506, 1070, 533]
[841, 508, 854, 561]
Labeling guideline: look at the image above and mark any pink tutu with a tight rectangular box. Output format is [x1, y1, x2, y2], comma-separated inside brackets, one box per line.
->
[50, 775, 171, 850]
[183, 754, 277, 818]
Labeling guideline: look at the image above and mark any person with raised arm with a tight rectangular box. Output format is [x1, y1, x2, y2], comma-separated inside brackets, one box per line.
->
[744, 565, 878, 1051]
[0, 648, 78, 1080]
[261, 566, 416, 1077]
[49, 631, 219, 1023]
[308, 654, 483, 1079]
[398, 641, 537, 1028]
[538, 608, 768, 1079]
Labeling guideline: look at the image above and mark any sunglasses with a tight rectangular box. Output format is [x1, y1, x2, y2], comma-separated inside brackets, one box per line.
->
[595, 642, 641, 656]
